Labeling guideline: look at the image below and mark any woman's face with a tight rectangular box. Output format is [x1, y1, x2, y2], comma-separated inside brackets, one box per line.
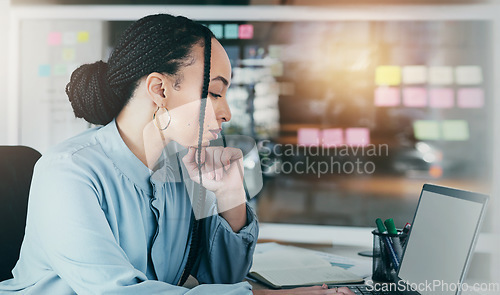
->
[163, 38, 232, 148]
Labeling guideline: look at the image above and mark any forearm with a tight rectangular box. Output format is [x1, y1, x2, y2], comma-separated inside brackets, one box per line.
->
[216, 187, 247, 232]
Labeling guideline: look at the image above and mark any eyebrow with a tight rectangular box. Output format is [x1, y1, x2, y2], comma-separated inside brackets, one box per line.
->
[211, 76, 229, 86]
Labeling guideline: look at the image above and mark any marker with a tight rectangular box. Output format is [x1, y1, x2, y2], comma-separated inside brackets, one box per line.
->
[384, 218, 403, 258]
[375, 218, 400, 270]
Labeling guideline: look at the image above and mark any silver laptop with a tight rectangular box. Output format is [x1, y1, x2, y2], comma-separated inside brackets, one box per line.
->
[350, 184, 489, 295]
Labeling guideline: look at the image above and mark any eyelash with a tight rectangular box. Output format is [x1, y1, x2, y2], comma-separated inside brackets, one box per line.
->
[209, 92, 222, 99]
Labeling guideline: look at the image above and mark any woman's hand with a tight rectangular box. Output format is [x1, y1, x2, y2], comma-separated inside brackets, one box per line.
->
[252, 286, 355, 295]
[182, 146, 246, 213]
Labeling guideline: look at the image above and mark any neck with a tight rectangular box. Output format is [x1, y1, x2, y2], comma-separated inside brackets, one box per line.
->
[116, 105, 171, 169]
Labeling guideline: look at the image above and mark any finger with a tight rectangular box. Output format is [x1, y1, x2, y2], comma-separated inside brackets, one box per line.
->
[211, 147, 224, 181]
[220, 147, 243, 171]
[193, 147, 206, 165]
[182, 147, 199, 178]
[203, 148, 214, 180]
[336, 287, 355, 295]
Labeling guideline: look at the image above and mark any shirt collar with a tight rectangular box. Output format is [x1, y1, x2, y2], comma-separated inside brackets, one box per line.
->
[96, 119, 153, 195]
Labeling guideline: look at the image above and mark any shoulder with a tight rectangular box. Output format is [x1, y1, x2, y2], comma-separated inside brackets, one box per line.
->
[34, 126, 111, 183]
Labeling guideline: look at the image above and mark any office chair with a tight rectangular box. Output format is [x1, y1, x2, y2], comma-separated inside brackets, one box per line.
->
[0, 146, 41, 281]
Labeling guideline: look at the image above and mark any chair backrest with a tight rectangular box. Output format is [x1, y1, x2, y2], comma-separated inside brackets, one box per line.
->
[0, 146, 41, 281]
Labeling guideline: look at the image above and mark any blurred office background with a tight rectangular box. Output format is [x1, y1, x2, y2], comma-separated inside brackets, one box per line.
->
[1, 1, 499, 279]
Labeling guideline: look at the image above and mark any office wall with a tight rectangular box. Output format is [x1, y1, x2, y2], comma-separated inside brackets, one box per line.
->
[0, 0, 9, 145]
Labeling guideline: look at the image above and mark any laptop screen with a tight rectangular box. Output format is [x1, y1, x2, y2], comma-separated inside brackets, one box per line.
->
[398, 185, 487, 295]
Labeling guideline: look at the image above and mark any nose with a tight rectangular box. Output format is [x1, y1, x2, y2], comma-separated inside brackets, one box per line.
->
[214, 97, 232, 125]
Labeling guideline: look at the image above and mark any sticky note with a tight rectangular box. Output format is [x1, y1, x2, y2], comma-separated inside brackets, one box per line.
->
[48, 32, 61, 46]
[209, 24, 223, 39]
[268, 45, 282, 59]
[271, 62, 283, 77]
[413, 120, 440, 140]
[374, 87, 400, 107]
[322, 129, 343, 147]
[238, 24, 254, 39]
[77, 31, 89, 43]
[375, 66, 401, 86]
[455, 66, 483, 85]
[428, 66, 453, 85]
[224, 24, 239, 39]
[403, 87, 427, 107]
[62, 32, 77, 45]
[442, 120, 469, 141]
[429, 88, 454, 108]
[38, 64, 51, 77]
[457, 88, 484, 108]
[298, 128, 321, 146]
[53, 64, 67, 76]
[402, 66, 427, 84]
[345, 128, 370, 146]
[62, 48, 75, 61]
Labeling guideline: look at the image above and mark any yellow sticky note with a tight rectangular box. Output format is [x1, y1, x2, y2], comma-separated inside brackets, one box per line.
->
[77, 31, 89, 43]
[62, 48, 75, 61]
[375, 66, 401, 86]
[442, 120, 469, 141]
[413, 120, 440, 140]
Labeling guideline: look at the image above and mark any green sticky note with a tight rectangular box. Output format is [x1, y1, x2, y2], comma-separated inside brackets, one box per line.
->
[224, 24, 239, 39]
[53, 64, 67, 76]
[209, 24, 224, 39]
[413, 120, 440, 140]
[375, 65, 401, 86]
[442, 120, 469, 141]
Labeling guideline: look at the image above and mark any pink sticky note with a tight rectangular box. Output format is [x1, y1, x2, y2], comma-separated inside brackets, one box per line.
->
[238, 24, 254, 39]
[345, 128, 370, 147]
[322, 129, 343, 147]
[48, 32, 62, 46]
[429, 88, 454, 108]
[374, 87, 400, 107]
[457, 88, 484, 108]
[298, 128, 321, 146]
[403, 87, 427, 107]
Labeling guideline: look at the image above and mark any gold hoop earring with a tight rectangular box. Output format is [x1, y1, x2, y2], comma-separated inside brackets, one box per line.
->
[153, 106, 171, 131]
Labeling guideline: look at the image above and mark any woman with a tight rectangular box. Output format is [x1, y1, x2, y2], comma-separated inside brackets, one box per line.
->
[0, 14, 353, 295]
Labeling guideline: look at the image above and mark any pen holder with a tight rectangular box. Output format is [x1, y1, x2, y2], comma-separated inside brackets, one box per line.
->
[371, 229, 407, 283]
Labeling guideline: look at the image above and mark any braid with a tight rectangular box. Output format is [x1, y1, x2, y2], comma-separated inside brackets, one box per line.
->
[66, 14, 208, 125]
[178, 27, 212, 286]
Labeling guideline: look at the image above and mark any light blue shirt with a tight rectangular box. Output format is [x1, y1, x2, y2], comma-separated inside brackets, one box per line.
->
[0, 120, 258, 294]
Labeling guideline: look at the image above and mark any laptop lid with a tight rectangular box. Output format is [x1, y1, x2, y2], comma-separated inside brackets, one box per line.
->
[397, 184, 489, 295]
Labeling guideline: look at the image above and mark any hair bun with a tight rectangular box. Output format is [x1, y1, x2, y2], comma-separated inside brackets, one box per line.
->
[66, 61, 123, 125]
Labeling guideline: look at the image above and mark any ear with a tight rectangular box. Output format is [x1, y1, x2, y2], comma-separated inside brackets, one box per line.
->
[145, 72, 169, 107]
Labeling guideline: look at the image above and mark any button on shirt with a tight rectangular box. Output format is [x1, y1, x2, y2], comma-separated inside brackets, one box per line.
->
[0, 120, 258, 294]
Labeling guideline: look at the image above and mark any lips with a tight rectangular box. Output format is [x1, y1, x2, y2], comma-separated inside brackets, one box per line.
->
[209, 128, 222, 140]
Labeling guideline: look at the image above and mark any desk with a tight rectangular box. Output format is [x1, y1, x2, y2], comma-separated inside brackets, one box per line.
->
[252, 223, 500, 294]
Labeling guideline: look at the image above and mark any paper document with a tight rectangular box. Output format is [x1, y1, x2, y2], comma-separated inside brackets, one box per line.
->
[250, 243, 365, 288]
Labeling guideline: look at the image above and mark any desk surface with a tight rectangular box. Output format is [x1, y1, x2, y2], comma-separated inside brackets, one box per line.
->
[258, 223, 500, 254]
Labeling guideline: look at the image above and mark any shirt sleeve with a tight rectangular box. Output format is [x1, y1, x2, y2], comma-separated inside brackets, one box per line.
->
[193, 202, 259, 284]
[28, 154, 253, 295]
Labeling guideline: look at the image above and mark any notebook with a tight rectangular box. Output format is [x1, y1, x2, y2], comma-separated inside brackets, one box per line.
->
[249, 246, 363, 288]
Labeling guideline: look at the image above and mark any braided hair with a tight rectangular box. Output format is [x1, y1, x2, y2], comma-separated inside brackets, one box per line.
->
[66, 14, 213, 125]
[65, 14, 215, 286]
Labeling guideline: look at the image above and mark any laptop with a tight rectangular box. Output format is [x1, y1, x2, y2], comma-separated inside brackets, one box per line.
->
[349, 184, 489, 295]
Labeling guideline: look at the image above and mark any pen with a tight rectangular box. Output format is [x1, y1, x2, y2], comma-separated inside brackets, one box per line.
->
[375, 218, 400, 270]
[384, 218, 403, 259]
